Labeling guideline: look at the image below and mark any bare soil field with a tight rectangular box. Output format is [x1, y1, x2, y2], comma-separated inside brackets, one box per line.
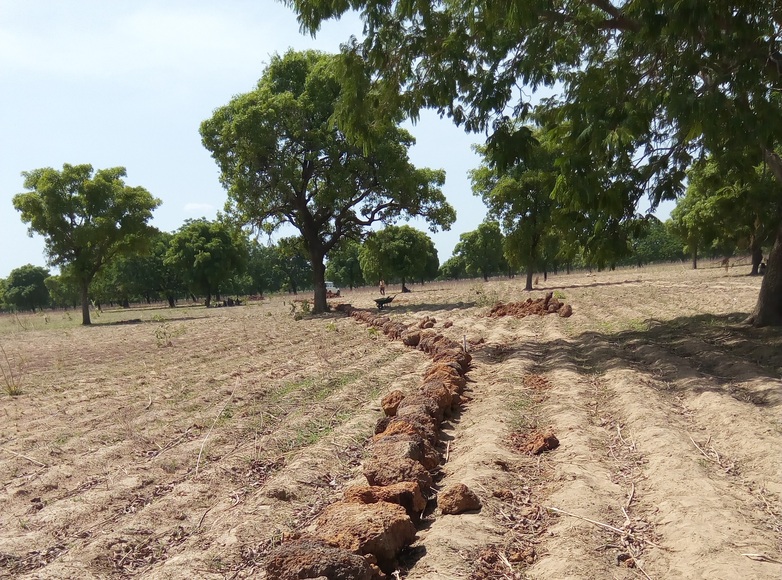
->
[1, 262, 781, 579]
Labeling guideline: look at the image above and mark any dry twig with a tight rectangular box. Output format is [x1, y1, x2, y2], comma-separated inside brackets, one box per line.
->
[0, 446, 47, 467]
[544, 506, 662, 549]
[741, 553, 782, 564]
[195, 383, 236, 478]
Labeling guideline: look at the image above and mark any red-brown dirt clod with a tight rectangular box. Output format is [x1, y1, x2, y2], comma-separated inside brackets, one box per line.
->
[364, 455, 434, 492]
[368, 433, 440, 471]
[263, 539, 376, 580]
[343, 482, 428, 518]
[306, 501, 416, 571]
[438, 483, 482, 515]
[526, 432, 560, 455]
[488, 291, 574, 319]
[381, 390, 405, 417]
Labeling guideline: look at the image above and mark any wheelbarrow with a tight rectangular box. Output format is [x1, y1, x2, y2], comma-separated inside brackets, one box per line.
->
[374, 294, 397, 310]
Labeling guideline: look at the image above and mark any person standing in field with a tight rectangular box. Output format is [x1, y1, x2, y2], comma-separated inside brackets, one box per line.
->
[379, 279, 386, 295]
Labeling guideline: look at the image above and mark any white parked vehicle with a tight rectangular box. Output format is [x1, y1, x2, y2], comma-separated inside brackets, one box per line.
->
[325, 281, 340, 297]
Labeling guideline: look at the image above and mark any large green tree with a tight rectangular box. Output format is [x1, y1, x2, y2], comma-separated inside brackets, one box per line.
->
[3, 265, 50, 312]
[471, 138, 559, 290]
[288, 0, 782, 325]
[13, 164, 160, 324]
[453, 221, 506, 282]
[359, 225, 436, 290]
[165, 219, 248, 308]
[201, 50, 455, 314]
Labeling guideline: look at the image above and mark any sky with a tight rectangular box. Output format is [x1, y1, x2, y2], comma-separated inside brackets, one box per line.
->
[0, 1, 673, 279]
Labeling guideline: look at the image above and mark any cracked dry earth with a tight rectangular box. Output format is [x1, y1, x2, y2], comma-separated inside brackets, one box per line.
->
[1, 263, 781, 579]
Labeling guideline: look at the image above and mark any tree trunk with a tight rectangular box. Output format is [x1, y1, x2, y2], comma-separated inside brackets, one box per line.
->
[748, 225, 782, 326]
[483, 271, 488, 282]
[311, 255, 327, 314]
[167, 295, 176, 308]
[205, 292, 212, 308]
[524, 267, 533, 291]
[691, 245, 698, 270]
[80, 281, 91, 326]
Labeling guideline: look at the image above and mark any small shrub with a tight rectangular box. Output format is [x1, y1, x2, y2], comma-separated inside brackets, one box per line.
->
[154, 323, 185, 347]
[0, 344, 25, 396]
[553, 290, 566, 300]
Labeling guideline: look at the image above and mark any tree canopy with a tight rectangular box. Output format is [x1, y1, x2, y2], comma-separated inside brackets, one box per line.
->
[201, 49, 455, 313]
[453, 221, 506, 282]
[13, 164, 160, 324]
[326, 239, 364, 290]
[359, 225, 437, 289]
[165, 219, 248, 308]
[287, 0, 782, 325]
[3, 264, 50, 312]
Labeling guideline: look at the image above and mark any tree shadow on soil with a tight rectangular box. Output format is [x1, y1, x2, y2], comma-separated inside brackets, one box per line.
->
[564, 312, 782, 408]
[482, 312, 782, 409]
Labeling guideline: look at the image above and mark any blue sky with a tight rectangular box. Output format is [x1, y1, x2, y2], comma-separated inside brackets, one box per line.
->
[0, 1, 673, 279]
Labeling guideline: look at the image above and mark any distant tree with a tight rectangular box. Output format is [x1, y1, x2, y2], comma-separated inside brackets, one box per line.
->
[44, 273, 80, 309]
[421, 240, 439, 284]
[274, 236, 312, 295]
[165, 219, 248, 307]
[438, 255, 468, 281]
[246, 241, 283, 296]
[471, 136, 558, 290]
[326, 239, 363, 290]
[669, 171, 724, 270]
[675, 157, 782, 275]
[0, 278, 6, 310]
[13, 164, 160, 324]
[629, 219, 685, 266]
[201, 50, 454, 314]
[146, 231, 188, 307]
[359, 225, 434, 290]
[3, 265, 50, 312]
[454, 221, 506, 281]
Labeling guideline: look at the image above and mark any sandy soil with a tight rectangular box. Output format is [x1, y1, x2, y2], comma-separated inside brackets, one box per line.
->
[1, 262, 780, 579]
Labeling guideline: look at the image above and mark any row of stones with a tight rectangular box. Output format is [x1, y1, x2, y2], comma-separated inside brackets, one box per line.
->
[263, 305, 474, 580]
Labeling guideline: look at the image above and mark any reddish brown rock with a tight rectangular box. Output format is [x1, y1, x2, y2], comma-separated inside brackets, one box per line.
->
[369, 432, 440, 470]
[419, 382, 453, 414]
[374, 412, 439, 444]
[559, 304, 573, 317]
[308, 501, 416, 570]
[381, 390, 405, 417]
[264, 539, 374, 580]
[526, 432, 559, 455]
[343, 482, 427, 517]
[364, 455, 433, 492]
[401, 330, 421, 347]
[438, 483, 482, 515]
[431, 348, 472, 372]
[442, 320, 453, 328]
[396, 393, 444, 422]
[423, 371, 466, 395]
